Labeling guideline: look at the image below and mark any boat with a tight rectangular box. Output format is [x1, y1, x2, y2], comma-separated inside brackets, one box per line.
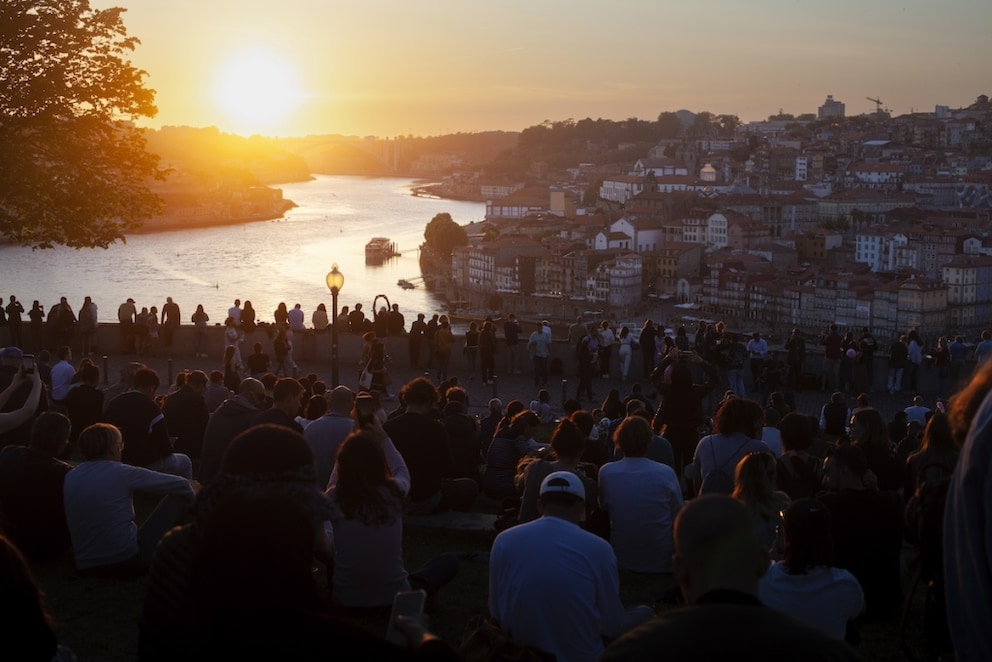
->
[397, 279, 415, 289]
[365, 237, 399, 263]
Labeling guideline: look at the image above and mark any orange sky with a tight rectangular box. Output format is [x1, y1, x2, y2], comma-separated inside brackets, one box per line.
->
[103, 0, 992, 138]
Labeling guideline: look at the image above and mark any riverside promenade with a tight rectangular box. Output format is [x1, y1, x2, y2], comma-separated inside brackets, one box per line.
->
[27, 322, 961, 424]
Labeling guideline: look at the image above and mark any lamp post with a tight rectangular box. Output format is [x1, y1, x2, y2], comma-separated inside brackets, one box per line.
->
[326, 264, 345, 387]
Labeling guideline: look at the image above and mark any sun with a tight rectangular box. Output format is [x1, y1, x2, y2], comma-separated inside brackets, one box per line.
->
[212, 48, 303, 136]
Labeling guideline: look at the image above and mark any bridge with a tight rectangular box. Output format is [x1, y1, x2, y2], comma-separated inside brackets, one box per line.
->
[283, 135, 404, 173]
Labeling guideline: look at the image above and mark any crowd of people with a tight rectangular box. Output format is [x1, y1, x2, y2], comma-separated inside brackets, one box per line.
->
[1, 293, 992, 660]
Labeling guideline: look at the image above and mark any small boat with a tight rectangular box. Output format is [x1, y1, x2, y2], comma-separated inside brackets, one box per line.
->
[397, 279, 415, 289]
[365, 237, 399, 262]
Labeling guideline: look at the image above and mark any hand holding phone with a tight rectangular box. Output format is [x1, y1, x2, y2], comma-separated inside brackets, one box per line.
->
[386, 590, 427, 646]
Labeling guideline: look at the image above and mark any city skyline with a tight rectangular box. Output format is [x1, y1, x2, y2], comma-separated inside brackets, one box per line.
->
[104, 0, 991, 138]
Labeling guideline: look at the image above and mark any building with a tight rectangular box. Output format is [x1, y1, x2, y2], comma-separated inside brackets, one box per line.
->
[818, 95, 846, 120]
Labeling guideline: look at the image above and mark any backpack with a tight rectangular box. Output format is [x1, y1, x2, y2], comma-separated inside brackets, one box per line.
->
[699, 438, 749, 495]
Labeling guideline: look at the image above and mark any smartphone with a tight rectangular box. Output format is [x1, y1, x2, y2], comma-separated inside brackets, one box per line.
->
[21, 354, 35, 375]
[385, 589, 426, 646]
[355, 393, 375, 427]
[678, 350, 694, 361]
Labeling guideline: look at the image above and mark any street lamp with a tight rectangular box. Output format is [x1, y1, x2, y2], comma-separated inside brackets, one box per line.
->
[326, 264, 345, 386]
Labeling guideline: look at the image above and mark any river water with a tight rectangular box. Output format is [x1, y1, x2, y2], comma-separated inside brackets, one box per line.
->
[0, 176, 485, 324]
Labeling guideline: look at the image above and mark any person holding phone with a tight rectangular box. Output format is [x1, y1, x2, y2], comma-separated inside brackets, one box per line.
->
[0, 351, 43, 436]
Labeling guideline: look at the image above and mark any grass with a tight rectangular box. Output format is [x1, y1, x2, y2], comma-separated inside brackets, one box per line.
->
[33, 516, 936, 661]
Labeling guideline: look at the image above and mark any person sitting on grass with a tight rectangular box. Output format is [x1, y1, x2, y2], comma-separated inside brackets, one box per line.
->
[64, 423, 195, 578]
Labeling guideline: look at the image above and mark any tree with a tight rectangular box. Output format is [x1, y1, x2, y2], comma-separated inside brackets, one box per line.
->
[424, 212, 468, 257]
[1, 1, 165, 248]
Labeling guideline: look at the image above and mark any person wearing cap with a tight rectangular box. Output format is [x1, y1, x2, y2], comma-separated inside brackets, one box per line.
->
[488, 471, 653, 662]
[602, 496, 859, 661]
[304, 385, 356, 489]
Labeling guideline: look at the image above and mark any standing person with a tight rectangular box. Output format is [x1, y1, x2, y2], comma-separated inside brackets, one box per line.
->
[348, 303, 365, 334]
[5, 296, 24, 349]
[489, 471, 653, 662]
[424, 313, 439, 369]
[434, 318, 454, 382]
[408, 313, 427, 368]
[639, 320, 658, 379]
[575, 331, 596, 402]
[724, 333, 748, 398]
[784, 327, 806, 389]
[905, 329, 924, 393]
[746, 331, 768, 394]
[974, 329, 992, 365]
[821, 323, 843, 391]
[161, 297, 180, 348]
[240, 300, 256, 335]
[651, 351, 721, 477]
[227, 300, 242, 328]
[617, 325, 634, 381]
[223, 317, 242, 367]
[598, 320, 616, 379]
[857, 326, 878, 392]
[272, 325, 295, 378]
[387, 303, 405, 336]
[527, 321, 551, 387]
[888, 334, 908, 395]
[146, 306, 160, 356]
[191, 304, 209, 358]
[134, 307, 149, 354]
[948, 334, 969, 390]
[50, 296, 76, 350]
[503, 313, 523, 375]
[838, 331, 857, 394]
[932, 336, 951, 399]
[28, 300, 45, 353]
[463, 321, 480, 379]
[479, 320, 497, 386]
[118, 297, 136, 353]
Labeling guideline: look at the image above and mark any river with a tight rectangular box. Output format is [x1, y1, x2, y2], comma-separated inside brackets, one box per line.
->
[0, 176, 486, 325]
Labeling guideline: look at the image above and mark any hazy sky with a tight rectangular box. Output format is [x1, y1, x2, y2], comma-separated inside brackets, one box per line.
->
[99, 0, 991, 138]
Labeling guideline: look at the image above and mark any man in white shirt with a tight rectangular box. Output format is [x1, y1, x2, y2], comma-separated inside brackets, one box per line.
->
[746, 331, 769, 393]
[50, 346, 75, 404]
[489, 471, 652, 662]
[903, 395, 930, 427]
[227, 299, 242, 327]
[288, 303, 306, 332]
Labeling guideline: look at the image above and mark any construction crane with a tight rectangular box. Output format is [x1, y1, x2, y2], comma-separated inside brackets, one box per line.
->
[866, 96, 884, 114]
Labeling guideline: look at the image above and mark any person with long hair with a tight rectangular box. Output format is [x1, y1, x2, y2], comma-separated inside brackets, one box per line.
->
[222, 345, 240, 392]
[517, 418, 597, 524]
[731, 451, 790, 555]
[904, 411, 958, 501]
[941, 356, 992, 659]
[463, 321, 480, 379]
[600, 388, 624, 421]
[776, 413, 824, 500]
[327, 427, 458, 610]
[240, 300, 256, 335]
[848, 407, 901, 491]
[758, 499, 864, 640]
[687, 397, 769, 496]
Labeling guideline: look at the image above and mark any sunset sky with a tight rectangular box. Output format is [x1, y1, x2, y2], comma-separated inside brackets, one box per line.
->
[102, 0, 992, 138]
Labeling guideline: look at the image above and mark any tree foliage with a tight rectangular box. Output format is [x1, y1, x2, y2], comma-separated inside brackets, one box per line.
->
[424, 212, 468, 257]
[0, 1, 165, 248]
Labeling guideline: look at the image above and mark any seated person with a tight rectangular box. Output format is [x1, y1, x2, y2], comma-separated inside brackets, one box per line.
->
[64, 423, 195, 577]
[326, 425, 458, 611]
[758, 498, 864, 640]
[0, 413, 73, 561]
[517, 418, 598, 524]
[599, 416, 683, 573]
[484, 410, 545, 500]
